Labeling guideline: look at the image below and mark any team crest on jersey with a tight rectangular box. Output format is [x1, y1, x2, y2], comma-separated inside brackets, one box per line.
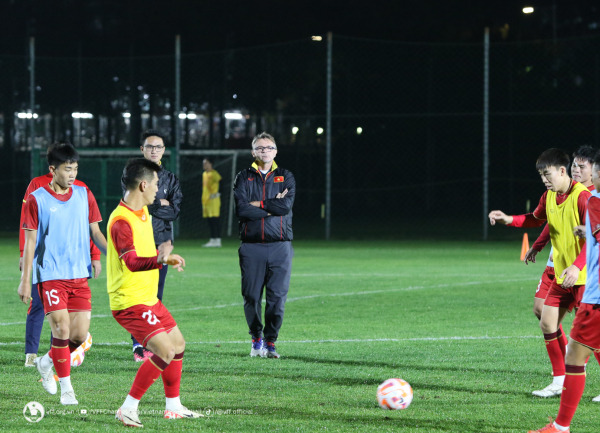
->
[274, 176, 284, 183]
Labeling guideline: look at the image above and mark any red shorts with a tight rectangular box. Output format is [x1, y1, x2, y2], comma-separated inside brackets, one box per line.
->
[544, 279, 584, 312]
[570, 303, 600, 352]
[38, 278, 91, 314]
[535, 266, 555, 300]
[112, 301, 177, 347]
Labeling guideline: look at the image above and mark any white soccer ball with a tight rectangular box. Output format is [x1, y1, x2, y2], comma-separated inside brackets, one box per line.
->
[70, 347, 85, 367]
[377, 378, 413, 410]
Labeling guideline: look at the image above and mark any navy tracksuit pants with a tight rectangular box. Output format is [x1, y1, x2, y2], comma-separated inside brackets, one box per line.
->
[25, 283, 45, 354]
[239, 241, 293, 343]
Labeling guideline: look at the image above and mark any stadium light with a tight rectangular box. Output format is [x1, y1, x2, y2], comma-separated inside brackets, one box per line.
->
[356, 127, 363, 135]
[522, 6, 534, 14]
[16, 112, 39, 119]
[72, 112, 93, 119]
[291, 126, 299, 135]
[311, 35, 323, 41]
[316, 127, 324, 135]
[187, 113, 198, 120]
[122, 112, 131, 118]
[224, 112, 244, 120]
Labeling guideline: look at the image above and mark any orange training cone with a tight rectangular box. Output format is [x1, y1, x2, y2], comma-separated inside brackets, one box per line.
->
[520, 233, 529, 261]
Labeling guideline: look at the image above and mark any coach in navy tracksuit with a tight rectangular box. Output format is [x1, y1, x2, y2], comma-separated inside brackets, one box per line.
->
[234, 132, 295, 359]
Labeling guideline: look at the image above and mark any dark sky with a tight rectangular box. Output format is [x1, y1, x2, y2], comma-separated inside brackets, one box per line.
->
[1, 0, 598, 57]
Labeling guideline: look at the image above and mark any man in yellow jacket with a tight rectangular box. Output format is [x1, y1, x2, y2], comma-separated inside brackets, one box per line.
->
[202, 157, 222, 247]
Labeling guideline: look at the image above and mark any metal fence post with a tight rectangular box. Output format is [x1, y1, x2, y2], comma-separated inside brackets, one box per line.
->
[483, 28, 490, 241]
[174, 34, 181, 238]
[325, 31, 332, 240]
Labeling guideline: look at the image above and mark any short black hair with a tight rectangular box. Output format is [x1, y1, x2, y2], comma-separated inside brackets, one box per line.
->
[47, 142, 79, 167]
[140, 129, 166, 145]
[122, 158, 160, 191]
[536, 148, 570, 172]
[593, 150, 600, 168]
[572, 145, 596, 165]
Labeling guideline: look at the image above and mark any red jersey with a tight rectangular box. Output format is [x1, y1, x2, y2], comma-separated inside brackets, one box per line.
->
[19, 173, 101, 259]
[22, 185, 102, 231]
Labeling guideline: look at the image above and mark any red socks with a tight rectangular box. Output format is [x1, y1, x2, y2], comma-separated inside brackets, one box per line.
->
[162, 352, 184, 398]
[50, 338, 71, 378]
[544, 332, 566, 377]
[557, 325, 568, 358]
[555, 364, 586, 427]
[129, 354, 169, 400]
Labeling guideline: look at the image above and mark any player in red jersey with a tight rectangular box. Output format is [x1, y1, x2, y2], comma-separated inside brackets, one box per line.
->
[522, 146, 600, 399]
[20, 170, 100, 367]
[109, 159, 201, 427]
[489, 149, 591, 398]
[526, 149, 600, 433]
[18, 142, 107, 406]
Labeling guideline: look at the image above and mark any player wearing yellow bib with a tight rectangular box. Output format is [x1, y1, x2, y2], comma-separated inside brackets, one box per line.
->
[108, 158, 201, 427]
[489, 148, 591, 398]
[202, 157, 222, 247]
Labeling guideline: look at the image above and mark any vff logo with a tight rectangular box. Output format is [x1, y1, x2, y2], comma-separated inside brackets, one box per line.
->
[23, 401, 45, 423]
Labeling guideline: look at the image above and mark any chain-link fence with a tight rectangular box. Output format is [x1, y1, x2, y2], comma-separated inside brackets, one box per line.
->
[2, 34, 600, 240]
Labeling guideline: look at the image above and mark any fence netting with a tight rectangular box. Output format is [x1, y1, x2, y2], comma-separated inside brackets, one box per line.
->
[1, 34, 599, 240]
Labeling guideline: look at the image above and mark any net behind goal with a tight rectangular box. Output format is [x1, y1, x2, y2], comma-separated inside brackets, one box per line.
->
[37, 149, 250, 240]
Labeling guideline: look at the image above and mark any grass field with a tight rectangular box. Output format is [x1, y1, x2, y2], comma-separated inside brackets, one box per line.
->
[1, 237, 600, 432]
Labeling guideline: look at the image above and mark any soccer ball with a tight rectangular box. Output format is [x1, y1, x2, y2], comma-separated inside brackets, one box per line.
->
[377, 378, 413, 410]
[70, 347, 85, 367]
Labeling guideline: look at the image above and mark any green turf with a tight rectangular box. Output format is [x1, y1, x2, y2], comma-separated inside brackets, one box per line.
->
[1, 238, 599, 432]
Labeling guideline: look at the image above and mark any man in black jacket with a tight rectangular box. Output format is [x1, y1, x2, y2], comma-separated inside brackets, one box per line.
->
[121, 129, 183, 362]
[233, 132, 295, 358]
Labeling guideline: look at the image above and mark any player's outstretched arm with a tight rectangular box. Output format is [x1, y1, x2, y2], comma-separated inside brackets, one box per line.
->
[488, 210, 513, 226]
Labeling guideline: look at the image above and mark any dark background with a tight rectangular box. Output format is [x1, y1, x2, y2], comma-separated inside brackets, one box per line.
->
[1, 1, 600, 241]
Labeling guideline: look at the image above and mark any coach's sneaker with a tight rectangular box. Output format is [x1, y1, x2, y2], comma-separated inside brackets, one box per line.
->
[116, 407, 143, 428]
[527, 421, 570, 432]
[532, 382, 563, 398]
[25, 353, 37, 367]
[34, 356, 57, 395]
[250, 338, 266, 357]
[60, 390, 78, 405]
[592, 394, 600, 402]
[164, 405, 204, 419]
[266, 342, 280, 359]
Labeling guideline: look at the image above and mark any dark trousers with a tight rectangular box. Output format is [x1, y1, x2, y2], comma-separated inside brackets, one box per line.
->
[207, 217, 221, 238]
[239, 241, 293, 343]
[25, 283, 45, 354]
[131, 263, 168, 347]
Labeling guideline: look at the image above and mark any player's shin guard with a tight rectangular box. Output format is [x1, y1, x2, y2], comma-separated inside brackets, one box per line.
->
[544, 332, 566, 377]
[129, 354, 169, 400]
[162, 352, 183, 398]
[51, 338, 71, 378]
[555, 364, 586, 427]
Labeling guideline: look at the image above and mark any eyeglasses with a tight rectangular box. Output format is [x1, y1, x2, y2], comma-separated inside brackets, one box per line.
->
[143, 145, 165, 152]
[254, 146, 276, 152]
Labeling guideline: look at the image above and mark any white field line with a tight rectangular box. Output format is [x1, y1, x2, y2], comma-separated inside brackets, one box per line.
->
[0, 277, 535, 326]
[0, 335, 541, 346]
